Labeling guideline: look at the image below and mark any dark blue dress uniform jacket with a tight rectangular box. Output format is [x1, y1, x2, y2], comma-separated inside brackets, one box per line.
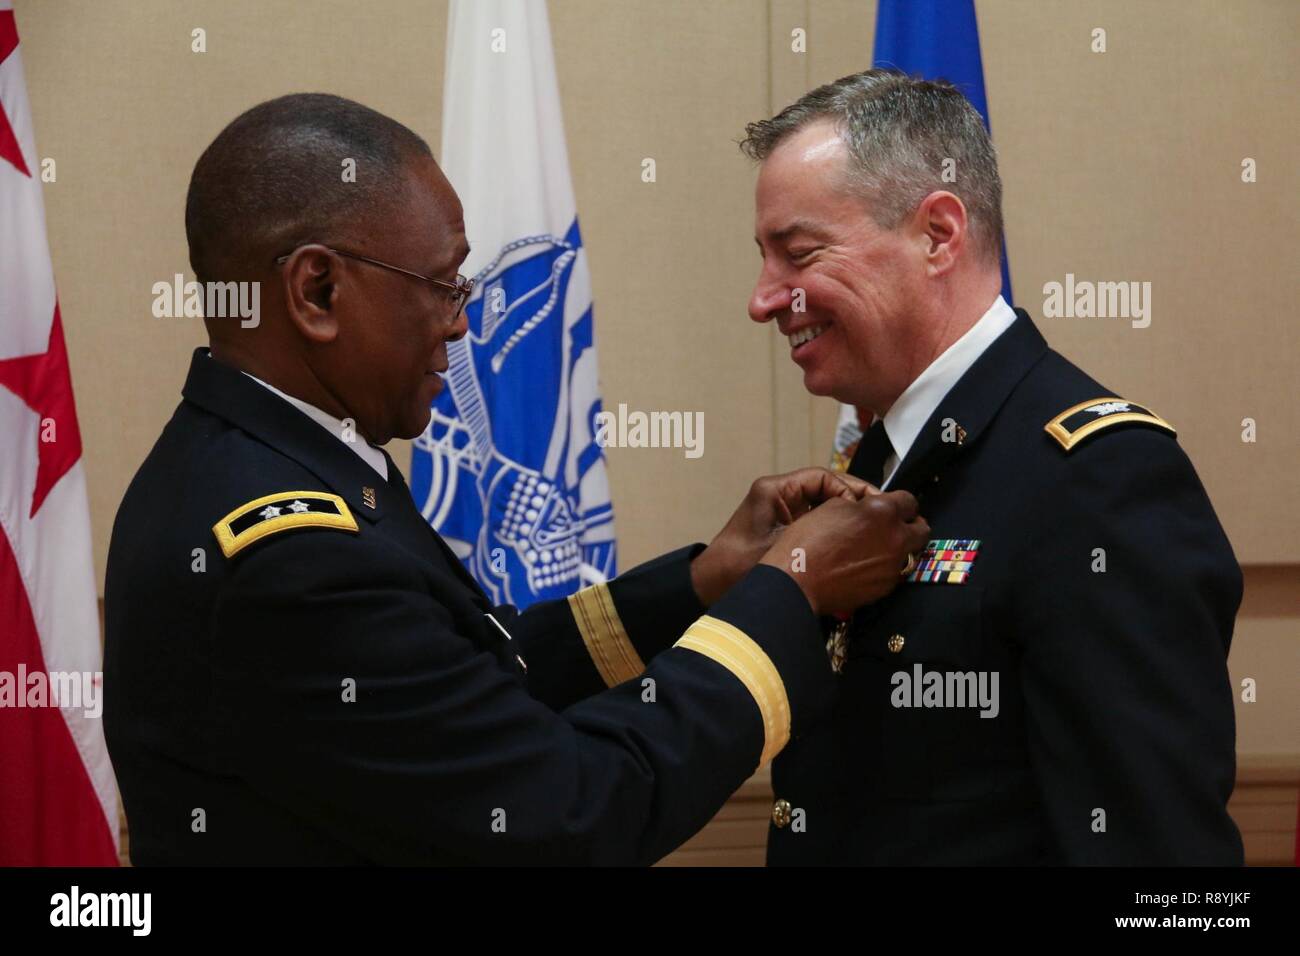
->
[767, 311, 1244, 866]
[104, 350, 835, 865]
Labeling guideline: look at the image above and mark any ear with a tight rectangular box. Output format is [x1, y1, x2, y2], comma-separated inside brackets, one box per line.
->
[913, 191, 968, 277]
[279, 245, 341, 344]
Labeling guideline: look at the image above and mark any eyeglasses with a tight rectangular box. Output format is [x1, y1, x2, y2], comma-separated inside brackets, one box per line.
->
[274, 245, 474, 321]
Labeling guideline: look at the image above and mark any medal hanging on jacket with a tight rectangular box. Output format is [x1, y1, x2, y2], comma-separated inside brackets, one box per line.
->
[826, 615, 850, 674]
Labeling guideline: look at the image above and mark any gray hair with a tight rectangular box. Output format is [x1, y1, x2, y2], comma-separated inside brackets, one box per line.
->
[740, 69, 1004, 265]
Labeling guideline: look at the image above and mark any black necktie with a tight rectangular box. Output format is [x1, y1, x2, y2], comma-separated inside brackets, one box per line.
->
[847, 420, 894, 488]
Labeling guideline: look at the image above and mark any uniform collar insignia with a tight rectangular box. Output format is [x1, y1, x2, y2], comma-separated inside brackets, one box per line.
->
[888, 311, 1049, 493]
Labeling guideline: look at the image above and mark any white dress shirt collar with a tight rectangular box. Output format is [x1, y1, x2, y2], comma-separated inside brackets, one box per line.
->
[880, 295, 1017, 487]
[239, 370, 390, 481]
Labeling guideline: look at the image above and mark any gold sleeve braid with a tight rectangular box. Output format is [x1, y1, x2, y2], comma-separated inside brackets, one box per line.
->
[675, 615, 790, 768]
[567, 583, 646, 687]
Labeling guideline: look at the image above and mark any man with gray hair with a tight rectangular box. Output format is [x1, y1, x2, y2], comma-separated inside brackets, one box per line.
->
[103, 92, 931, 865]
[743, 69, 1242, 865]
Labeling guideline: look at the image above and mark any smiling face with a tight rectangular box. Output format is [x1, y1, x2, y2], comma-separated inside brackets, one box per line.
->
[320, 153, 470, 443]
[748, 120, 930, 414]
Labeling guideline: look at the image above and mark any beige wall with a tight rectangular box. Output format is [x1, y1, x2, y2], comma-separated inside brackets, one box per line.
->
[14, 0, 1296, 756]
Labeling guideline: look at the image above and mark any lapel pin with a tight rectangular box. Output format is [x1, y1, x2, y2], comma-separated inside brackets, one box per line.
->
[362, 486, 377, 510]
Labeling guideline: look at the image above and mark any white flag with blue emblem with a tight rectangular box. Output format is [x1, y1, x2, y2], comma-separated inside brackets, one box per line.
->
[411, 0, 616, 608]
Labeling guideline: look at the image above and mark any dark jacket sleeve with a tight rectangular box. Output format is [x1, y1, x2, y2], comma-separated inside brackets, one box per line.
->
[508, 544, 709, 711]
[208, 532, 830, 865]
[1011, 428, 1243, 864]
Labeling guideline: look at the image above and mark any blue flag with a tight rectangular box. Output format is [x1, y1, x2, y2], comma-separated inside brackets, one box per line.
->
[873, 0, 1012, 303]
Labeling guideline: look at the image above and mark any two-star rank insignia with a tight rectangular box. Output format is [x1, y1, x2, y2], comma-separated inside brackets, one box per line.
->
[905, 539, 980, 584]
[1045, 396, 1175, 452]
[213, 491, 359, 558]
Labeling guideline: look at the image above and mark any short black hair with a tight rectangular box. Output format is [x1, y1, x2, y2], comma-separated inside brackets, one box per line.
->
[185, 93, 432, 284]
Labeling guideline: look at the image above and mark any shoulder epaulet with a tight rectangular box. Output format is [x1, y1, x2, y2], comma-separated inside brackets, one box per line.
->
[1044, 397, 1176, 452]
[213, 491, 358, 558]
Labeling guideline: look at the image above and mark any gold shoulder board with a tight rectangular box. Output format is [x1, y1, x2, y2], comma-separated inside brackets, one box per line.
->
[1045, 397, 1176, 452]
[213, 491, 359, 558]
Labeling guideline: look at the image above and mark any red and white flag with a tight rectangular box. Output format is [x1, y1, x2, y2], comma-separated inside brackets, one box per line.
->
[0, 0, 118, 865]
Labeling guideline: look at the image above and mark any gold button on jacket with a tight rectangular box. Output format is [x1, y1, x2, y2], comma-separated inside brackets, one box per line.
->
[771, 798, 793, 828]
